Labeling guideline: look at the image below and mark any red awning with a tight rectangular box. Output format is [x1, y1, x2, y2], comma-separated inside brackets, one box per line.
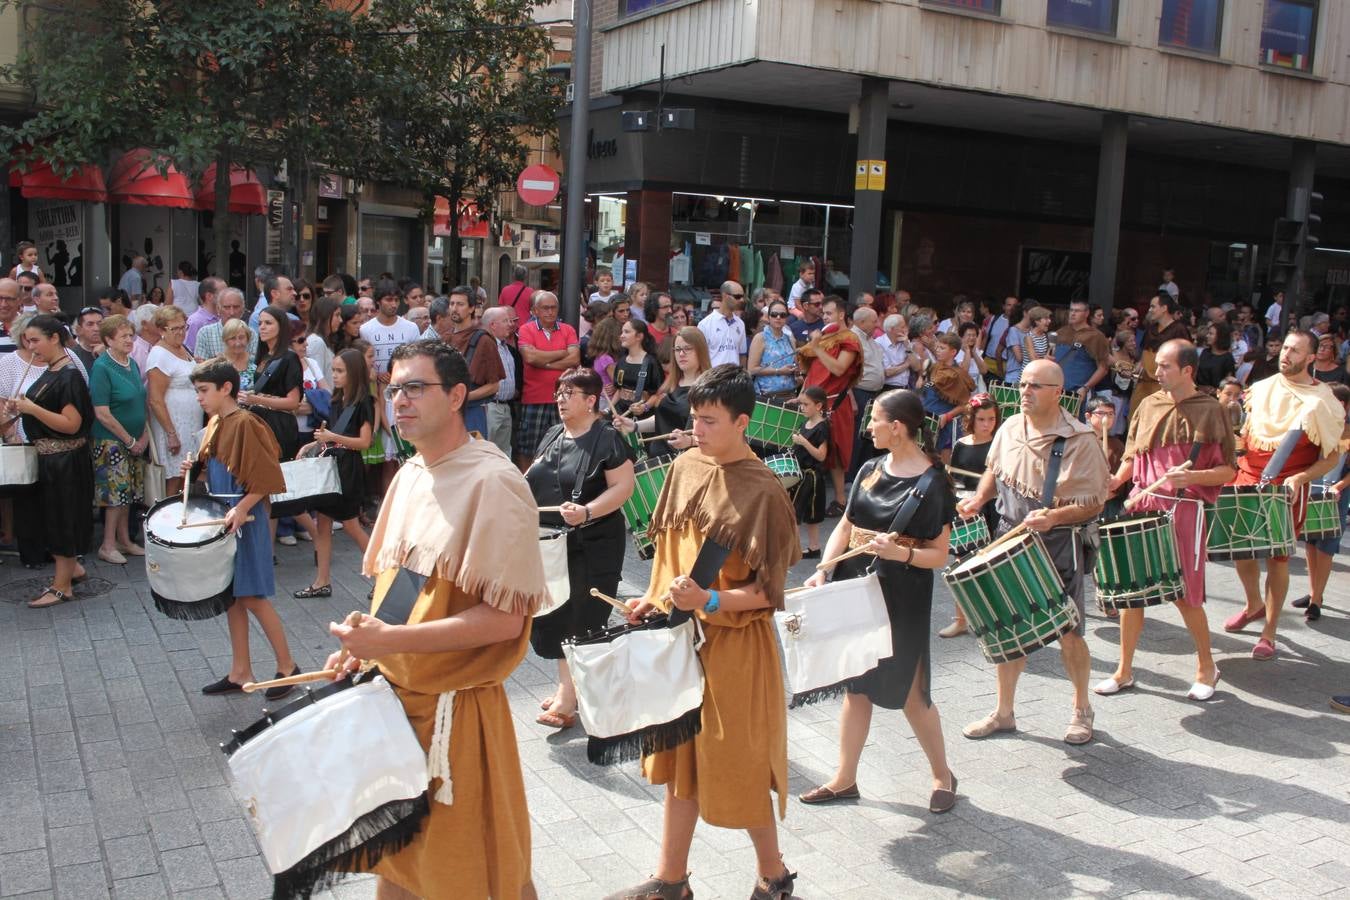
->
[8, 158, 108, 202]
[107, 148, 195, 208]
[194, 164, 267, 216]
[434, 196, 490, 239]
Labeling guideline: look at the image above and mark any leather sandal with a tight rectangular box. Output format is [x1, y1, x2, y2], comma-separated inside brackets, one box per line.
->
[536, 709, 577, 729]
[799, 783, 859, 804]
[27, 587, 72, 609]
[602, 874, 693, 900]
[963, 712, 1016, 739]
[293, 584, 332, 598]
[751, 864, 797, 900]
[929, 773, 958, 814]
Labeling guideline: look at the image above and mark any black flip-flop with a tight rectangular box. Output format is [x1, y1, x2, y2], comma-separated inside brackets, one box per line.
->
[27, 587, 72, 609]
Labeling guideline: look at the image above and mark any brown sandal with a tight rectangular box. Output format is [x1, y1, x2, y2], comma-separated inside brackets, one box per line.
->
[536, 709, 577, 729]
[929, 773, 958, 814]
[798, 783, 859, 804]
[602, 874, 693, 900]
[28, 587, 72, 609]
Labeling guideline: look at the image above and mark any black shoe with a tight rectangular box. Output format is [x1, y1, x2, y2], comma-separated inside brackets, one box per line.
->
[293, 584, 332, 599]
[201, 675, 245, 696]
[1292, 595, 1311, 609]
[1331, 695, 1350, 714]
[824, 502, 846, 518]
[264, 666, 302, 702]
[801, 547, 821, 560]
[1306, 603, 1322, 622]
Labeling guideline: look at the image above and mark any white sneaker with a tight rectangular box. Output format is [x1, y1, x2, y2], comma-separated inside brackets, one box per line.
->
[277, 534, 298, 546]
[295, 531, 313, 542]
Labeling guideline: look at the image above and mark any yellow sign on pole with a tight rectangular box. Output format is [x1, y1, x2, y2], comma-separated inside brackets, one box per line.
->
[855, 162, 868, 190]
[867, 161, 887, 191]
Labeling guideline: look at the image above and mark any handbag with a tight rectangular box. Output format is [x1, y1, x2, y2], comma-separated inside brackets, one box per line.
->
[304, 387, 333, 423]
[269, 454, 342, 519]
[140, 434, 168, 507]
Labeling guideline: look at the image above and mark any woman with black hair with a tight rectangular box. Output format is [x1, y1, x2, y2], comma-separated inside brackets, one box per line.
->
[7, 315, 94, 607]
[611, 319, 662, 415]
[240, 306, 302, 461]
[800, 388, 958, 813]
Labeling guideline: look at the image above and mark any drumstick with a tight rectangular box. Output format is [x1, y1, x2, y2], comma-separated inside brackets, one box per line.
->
[639, 431, 679, 444]
[176, 515, 257, 529]
[589, 588, 639, 615]
[816, 533, 900, 571]
[978, 521, 1030, 558]
[1124, 461, 1192, 512]
[179, 453, 194, 525]
[331, 610, 365, 675]
[537, 506, 563, 513]
[10, 356, 33, 401]
[240, 669, 340, 693]
[947, 465, 984, 481]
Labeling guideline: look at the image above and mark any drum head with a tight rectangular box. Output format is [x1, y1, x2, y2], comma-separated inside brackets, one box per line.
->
[145, 496, 231, 547]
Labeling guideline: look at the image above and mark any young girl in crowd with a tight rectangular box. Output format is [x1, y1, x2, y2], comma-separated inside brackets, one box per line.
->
[790, 385, 830, 558]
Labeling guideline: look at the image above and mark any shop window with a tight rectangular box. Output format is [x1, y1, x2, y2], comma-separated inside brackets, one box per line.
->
[1046, 0, 1117, 35]
[1158, 0, 1223, 55]
[1260, 0, 1317, 72]
[621, 0, 688, 16]
[922, 0, 1001, 14]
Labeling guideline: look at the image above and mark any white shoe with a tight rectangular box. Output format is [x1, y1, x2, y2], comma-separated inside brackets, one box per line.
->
[1092, 676, 1135, 696]
[277, 534, 298, 546]
[1186, 669, 1221, 701]
[295, 531, 313, 542]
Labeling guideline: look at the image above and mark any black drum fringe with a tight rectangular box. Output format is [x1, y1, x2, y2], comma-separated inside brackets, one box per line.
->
[151, 587, 236, 621]
[272, 794, 429, 900]
[586, 706, 702, 766]
[788, 680, 850, 709]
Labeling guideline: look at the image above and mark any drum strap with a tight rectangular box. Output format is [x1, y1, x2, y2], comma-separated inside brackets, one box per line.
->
[885, 466, 944, 545]
[1260, 429, 1304, 483]
[1040, 436, 1069, 508]
[667, 537, 733, 627]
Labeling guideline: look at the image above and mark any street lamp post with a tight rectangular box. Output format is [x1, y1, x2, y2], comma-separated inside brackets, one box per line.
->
[560, 0, 592, 328]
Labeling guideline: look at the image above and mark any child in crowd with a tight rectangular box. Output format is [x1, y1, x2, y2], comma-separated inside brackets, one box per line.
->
[921, 332, 974, 463]
[9, 241, 44, 282]
[790, 385, 830, 557]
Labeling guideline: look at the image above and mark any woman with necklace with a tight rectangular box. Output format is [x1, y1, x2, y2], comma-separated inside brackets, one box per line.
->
[800, 388, 958, 814]
[90, 315, 150, 564]
[6, 315, 94, 607]
[220, 319, 255, 390]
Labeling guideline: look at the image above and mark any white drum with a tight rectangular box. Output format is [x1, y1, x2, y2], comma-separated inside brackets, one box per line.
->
[0, 444, 37, 488]
[223, 676, 430, 896]
[774, 572, 893, 706]
[536, 527, 570, 617]
[763, 453, 803, 491]
[270, 455, 342, 518]
[144, 496, 236, 620]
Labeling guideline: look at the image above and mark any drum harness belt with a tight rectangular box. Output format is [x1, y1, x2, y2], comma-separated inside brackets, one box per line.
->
[1037, 436, 1088, 568]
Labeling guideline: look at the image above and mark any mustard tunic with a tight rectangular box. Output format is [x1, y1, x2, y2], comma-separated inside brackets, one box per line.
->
[346, 569, 535, 899]
[639, 521, 790, 828]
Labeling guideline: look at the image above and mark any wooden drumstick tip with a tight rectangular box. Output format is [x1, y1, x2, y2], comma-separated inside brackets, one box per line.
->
[815, 532, 900, 570]
[1124, 460, 1193, 511]
[241, 669, 340, 693]
[589, 588, 635, 614]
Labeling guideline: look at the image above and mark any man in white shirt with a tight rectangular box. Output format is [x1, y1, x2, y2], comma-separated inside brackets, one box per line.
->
[481, 306, 520, 456]
[848, 305, 886, 480]
[697, 280, 748, 367]
[360, 278, 424, 463]
[878, 314, 919, 389]
[1265, 291, 1284, 337]
[787, 261, 815, 312]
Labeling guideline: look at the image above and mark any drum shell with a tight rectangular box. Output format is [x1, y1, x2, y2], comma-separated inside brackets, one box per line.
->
[224, 677, 428, 875]
[949, 515, 991, 557]
[1093, 513, 1184, 608]
[774, 572, 892, 697]
[536, 527, 570, 617]
[622, 454, 674, 560]
[1301, 485, 1343, 543]
[144, 497, 235, 607]
[270, 455, 343, 519]
[763, 453, 802, 491]
[746, 399, 806, 451]
[1205, 485, 1296, 560]
[0, 444, 37, 489]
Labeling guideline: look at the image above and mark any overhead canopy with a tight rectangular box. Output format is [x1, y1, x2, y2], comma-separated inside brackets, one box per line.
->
[8, 158, 108, 202]
[107, 148, 195, 208]
[434, 196, 490, 239]
[195, 164, 267, 215]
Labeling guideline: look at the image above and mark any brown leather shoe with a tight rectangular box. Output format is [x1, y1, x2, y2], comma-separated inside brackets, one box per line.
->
[798, 783, 859, 804]
[929, 773, 958, 814]
[602, 875, 693, 900]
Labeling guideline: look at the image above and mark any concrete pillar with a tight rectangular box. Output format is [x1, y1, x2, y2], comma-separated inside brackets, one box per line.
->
[1282, 139, 1318, 334]
[623, 190, 673, 291]
[847, 78, 888, 300]
[1088, 112, 1128, 315]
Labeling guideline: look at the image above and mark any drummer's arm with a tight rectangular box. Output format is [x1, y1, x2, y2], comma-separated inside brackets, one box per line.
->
[563, 461, 635, 524]
[808, 518, 854, 586]
[1287, 454, 1339, 489]
[223, 491, 265, 534]
[1043, 501, 1103, 528]
[338, 605, 526, 657]
[1108, 457, 1134, 494]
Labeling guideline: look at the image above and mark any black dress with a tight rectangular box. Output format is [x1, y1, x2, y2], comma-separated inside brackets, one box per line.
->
[950, 439, 998, 533]
[23, 365, 94, 558]
[525, 419, 635, 659]
[836, 457, 955, 710]
[249, 350, 303, 460]
[612, 354, 663, 415]
[792, 419, 830, 525]
[312, 396, 372, 522]
[649, 385, 691, 457]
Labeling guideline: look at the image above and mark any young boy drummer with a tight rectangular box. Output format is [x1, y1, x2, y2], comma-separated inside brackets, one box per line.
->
[612, 364, 802, 900]
[182, 359, 299, 700]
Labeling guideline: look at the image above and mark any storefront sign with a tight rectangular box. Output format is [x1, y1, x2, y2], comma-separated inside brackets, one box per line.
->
[695, 232, 711, 245]
[587, 130, 619, 160]
[1018, 246, 1092, 306]
[29, 200, 83, 287]
[318, 173, 343, 199]
[266, 189, 284, 263]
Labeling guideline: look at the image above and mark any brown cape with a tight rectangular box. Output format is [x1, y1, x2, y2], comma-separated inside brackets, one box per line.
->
[196, 407, 286, 495]
[987, 409, 1108, 508]
[929, 362, 975, 407]
[646, 446, 802, 608]
[1123, 390, 1237, 465]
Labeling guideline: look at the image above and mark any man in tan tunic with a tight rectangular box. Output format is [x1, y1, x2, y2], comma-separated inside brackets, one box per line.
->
[610, 365, 802, 900]
[327, 339, 550, 900]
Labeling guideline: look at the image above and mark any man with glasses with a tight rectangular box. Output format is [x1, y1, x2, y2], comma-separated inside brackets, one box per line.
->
[185, 277, 224, 355]
[514, 291, 578, 469]
[481, 306, 521, 455]
[324, 339, 547, 900]
[788, 288, 826, 343]
[193, 287, 257, 361]
[16, 270, 39, 312]
[0, 279, 20, 354]
[1053, 299, 1111, 407]
[357, 276, 373, 299]
[698, 280, 748, 367]
[957, 359, 1108, 745]
[71, 306, 105, 370]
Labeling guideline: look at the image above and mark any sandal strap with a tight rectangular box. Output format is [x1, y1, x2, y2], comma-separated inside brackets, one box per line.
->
[752, 868, 797, 900]
[606, 875, 692, 900]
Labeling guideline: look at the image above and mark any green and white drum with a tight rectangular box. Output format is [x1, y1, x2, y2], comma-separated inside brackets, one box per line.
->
[746, 399, 806, 451]
[763, 453, 802, 491]
[1301, 484, 1343, 543]
[942, 531, 1080, 664]
[620, 427, 647, 462]
[949, 514, 991, 558]
[990, 380, 1021, 420]
[1093, 513, 1184, 610]
[621, 454, 675, 560]
[1058, 392, 1081, 418]
[859, 399, 874, 437]
[1205, 484, 1295, 560]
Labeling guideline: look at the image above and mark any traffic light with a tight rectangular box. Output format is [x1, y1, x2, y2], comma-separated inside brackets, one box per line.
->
[1304, 189, 1323, 250]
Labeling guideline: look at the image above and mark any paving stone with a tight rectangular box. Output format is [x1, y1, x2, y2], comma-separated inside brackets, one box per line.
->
[158, 846, 217, 892]
[0, 849, 52, 895]
[45, 826, 100, 868]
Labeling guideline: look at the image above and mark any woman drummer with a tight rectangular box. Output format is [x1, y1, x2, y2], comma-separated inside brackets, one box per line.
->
[800, 388, 958, 813]
[7, 315, 95, 608]
[614, 326, 711, 456]
[525, 367, 636, 729]
[942, 392, 1000, 638]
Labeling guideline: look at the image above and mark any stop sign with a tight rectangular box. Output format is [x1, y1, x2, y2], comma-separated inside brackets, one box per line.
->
[517, 164, 560, 206]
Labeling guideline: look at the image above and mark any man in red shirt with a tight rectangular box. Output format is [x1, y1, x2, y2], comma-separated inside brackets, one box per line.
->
[514, 290, 579, 470]
[498, 264, 534, 324]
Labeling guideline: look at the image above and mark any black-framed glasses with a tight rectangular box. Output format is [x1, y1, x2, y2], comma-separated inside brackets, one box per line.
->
[805, 300, 823, 307]
[554, 389, 578, 400]
[768, 311, 788, 319]
[299, 292, 313, 300]
[383, 380, 444, 401]
[727, 293, 744, 300]
[1019, 381, 1060, 392]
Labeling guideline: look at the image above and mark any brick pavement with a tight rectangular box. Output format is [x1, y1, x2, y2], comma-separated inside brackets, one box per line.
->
[0, 522, 1348, 899]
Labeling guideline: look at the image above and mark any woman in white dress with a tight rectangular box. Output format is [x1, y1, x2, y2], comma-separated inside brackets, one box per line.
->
[166, 260, 200, 315]
[145, 305, 201, 497]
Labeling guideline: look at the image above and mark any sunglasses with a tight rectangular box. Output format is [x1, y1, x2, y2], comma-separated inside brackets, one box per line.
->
[768, 311, 788, 319]
[79, 306, 103, 317]
[300, 292, 313, 300]
[727, 293, 744, 300]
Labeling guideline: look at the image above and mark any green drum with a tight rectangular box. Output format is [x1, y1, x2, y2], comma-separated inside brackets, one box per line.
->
[620, 427, 647, 462]
[763, 453, 802, 491]
[990, 380, 1021, 420]
[1206, 484, 1295, 560]
[746, 399, 806, 451]
[621, 455, 675, 560]
[950, 514, 991, 558]
[1058, 392, 1081, 418]
[1301, 484, 1342, 542]
[943, 532, 1080, 664]
[1093, 513, 1184, 610]
[859, 399, 874, 437]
